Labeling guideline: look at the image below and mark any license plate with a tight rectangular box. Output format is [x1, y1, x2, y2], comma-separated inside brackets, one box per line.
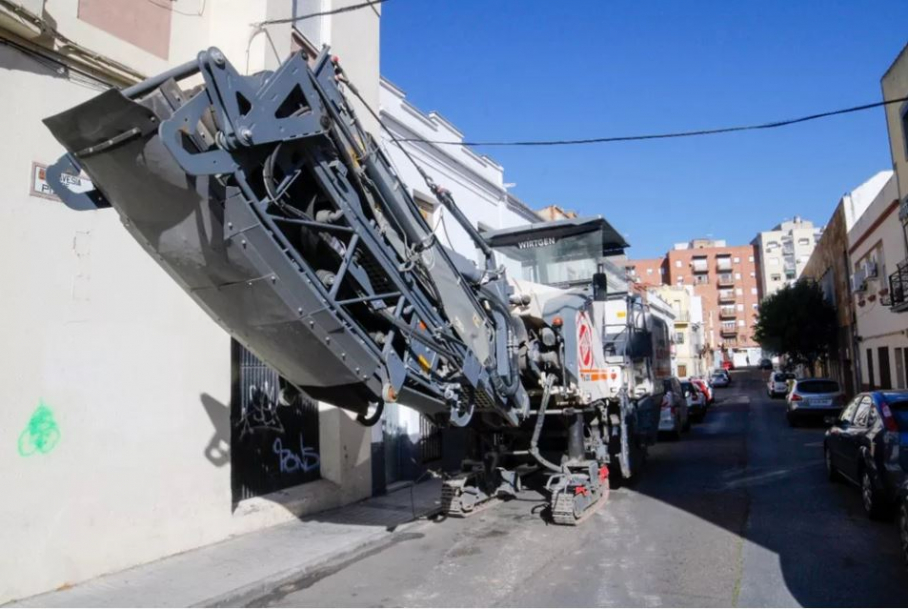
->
[812, 399, 832, 407]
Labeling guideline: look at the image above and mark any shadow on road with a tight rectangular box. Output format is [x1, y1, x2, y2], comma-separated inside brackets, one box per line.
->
[630, 368, 907, 606]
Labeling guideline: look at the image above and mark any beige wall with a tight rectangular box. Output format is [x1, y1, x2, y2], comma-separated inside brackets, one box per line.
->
[0, 1, 379, 602]
[883, 44, 908, 204]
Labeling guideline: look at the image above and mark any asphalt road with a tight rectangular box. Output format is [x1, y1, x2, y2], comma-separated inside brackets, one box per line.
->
[259, 370, 908, 607]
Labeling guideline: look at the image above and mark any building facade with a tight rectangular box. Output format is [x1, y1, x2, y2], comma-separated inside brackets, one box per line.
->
[0, 1, 382, 602]
[752, 217, 822, 298]
[847, 174, 905, 389]
[800, 171, 892, 396]
[881, 43, 908, 315]
[654, 285, 707, 378]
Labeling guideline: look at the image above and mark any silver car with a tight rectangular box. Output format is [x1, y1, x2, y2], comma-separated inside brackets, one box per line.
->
[767, 371, 792, 398]
[786, 378, 845, 426]
[659, 377, 690, 439]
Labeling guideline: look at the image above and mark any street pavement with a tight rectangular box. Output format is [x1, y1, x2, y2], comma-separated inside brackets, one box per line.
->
[256, 370, 908, 607]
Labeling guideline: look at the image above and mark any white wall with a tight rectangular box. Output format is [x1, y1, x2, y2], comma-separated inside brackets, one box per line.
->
[376, 78, 538, 444]
[0, 1, 379, 601]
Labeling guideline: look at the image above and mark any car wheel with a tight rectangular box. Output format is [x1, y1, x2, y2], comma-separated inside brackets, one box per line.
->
[899, 501, 908, 568]
[861, 469, 889, 520]
[825, 447, 841, 483]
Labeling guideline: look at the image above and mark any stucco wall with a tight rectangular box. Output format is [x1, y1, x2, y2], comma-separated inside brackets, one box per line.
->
[0, 1, 378, 601]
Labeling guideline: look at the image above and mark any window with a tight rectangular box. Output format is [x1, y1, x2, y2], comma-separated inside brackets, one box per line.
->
[676, 260, 682, 268]
[694, 274, 709, 285]
[677, 276, 684, 284]
[646, 268, 653, 275]
[750, 287, 758, 295]
[771, 273, 781, 281]
[734, 257, 740, 263]
[735, 272, 741, 280]
[675, 332, 685, 344]
[854, 397, 873, 427]
[737, 320, 745, 327]
[736, 304, 744, 311]
[736, 288, 743, 295]
[750, 271, 756, 277]
[879, 347, 892, 389]
[840, 396, 861, 423]
[752, 303, 759, 310]
[749, 255, 754, 262]
[798, 238, 810, 246]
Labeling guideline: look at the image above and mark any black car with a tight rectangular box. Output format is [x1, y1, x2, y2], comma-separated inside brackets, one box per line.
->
[824, 391, 908, 519]
[898, 481, 908, 567]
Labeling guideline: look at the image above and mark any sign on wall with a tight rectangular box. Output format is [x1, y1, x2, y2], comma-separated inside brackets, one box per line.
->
[30, 162, 94, 202]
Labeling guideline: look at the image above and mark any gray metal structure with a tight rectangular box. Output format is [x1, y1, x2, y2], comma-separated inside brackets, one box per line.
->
[44, 47, 636, 524]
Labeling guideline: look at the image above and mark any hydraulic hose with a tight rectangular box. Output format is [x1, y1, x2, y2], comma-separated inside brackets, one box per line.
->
[529, 374, 563, 473]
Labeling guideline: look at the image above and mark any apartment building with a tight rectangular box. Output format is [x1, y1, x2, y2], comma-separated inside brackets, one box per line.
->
[665, 240, 762, 366]
[847, 174, 903, 389]
[654, 285, 707, 378]
[628, 239, 762, 366]
[0, 1, 382, 602]
[882, 43, 908, 315]
[752, 216, 822, 298]
[800, 171, 892, 396]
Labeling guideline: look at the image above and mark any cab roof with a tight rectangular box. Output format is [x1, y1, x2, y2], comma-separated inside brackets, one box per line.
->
[483, 216, 629, 255]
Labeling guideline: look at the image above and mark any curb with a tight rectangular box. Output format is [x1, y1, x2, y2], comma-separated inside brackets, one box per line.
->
[198, 511, 440, 607]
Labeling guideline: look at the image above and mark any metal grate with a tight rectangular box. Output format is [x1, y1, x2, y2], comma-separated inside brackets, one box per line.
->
[419, 415, 443, 463]
[230, 340, 320, 503]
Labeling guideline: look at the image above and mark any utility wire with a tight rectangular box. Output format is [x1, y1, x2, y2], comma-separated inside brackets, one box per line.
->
[394, 96, 908, 148]
[254, 0, 388, 27]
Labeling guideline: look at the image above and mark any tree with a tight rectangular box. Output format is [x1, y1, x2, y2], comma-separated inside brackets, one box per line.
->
[753, 280, 837, 374]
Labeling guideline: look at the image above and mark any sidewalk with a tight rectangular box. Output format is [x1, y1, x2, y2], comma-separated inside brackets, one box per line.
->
[6, 479, 443, 608]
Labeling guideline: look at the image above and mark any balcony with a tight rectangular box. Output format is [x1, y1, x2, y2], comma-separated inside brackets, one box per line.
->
[691, 259, 709, 274]
[719, 307, 736, 319]
[716, 257, 732, 272]
[718, 291, 735, 303]
[717, 273, 735, 286]
[673, 311, 691, 323]
[889, 262, 908, 312]
[720, 327, 737, 338]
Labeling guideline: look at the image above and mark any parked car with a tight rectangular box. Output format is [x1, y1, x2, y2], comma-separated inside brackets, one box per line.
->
[721, 360, 735, 371]
[898, 481, 908, 567]
[691, 378, 713, 404]
[681, 380, 708, 422]
[760, 358, 773, 370]
[767, 371, 792, 398]
[824, 391, 908, 519]
[659, 377, 689, 440]
[710, 370, 730, 388]
[786, 378, 844, 426]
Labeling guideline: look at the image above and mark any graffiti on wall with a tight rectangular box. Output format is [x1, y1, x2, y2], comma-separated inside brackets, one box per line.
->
[18, 401, 60, 457]
[231, 340, 321, 503]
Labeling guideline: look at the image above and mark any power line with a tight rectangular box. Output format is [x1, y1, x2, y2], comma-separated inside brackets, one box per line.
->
[394, 96, 908, 148]
[255, 0, 388, 27]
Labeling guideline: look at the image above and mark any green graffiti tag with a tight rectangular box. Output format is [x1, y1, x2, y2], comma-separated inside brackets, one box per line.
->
[18, 401, 60, 457]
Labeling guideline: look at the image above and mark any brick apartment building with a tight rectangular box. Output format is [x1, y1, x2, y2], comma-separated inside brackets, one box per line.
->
[628, 239, 763, 366]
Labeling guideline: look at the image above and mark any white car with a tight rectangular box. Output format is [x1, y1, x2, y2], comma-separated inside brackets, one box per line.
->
[767, 371, 791, 398]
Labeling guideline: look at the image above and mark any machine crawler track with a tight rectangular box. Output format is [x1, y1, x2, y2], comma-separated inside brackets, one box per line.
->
[551, 486, 610, 526]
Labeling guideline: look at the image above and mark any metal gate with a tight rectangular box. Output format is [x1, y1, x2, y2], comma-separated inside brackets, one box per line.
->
[231, 340, 320, 503]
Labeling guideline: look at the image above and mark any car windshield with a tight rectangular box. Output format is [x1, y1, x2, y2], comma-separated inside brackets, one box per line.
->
[681, 382, 694, 392]
[796, 380, 839, 394]
[887, 400, 908, 430]
[772, 373, 787, 382]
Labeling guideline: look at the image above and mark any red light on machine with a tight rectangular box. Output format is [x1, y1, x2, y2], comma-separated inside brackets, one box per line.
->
[552, 316, 563, 328]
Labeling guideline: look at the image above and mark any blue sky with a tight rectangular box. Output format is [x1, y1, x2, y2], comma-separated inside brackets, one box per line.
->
[379, 0, 908, 258]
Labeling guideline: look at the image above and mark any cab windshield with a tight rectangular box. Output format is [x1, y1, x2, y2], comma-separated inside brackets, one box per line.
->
[493, 231, 601, 286]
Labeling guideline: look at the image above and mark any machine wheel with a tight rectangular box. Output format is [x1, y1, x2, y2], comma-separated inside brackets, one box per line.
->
[825, 447, 841, 483]
[861, 469, 890, 520]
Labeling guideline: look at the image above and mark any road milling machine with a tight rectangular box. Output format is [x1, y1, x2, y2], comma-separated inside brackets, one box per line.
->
[44, 47, 671, 525]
